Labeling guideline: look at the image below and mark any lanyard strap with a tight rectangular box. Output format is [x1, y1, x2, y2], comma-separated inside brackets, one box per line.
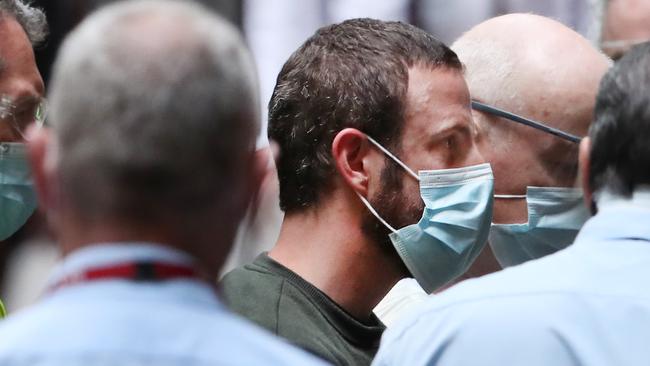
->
[48, 261, 200, 293]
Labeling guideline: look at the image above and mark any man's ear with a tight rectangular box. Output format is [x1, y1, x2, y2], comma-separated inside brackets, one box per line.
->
[26, 125, 58, 213]
[578, 137, 592, 209]
[331, 128, 372, 196]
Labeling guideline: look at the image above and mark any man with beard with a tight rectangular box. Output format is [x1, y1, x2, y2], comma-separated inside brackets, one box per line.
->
[373, 41, 650, 366]
[221, 18, 495, 365]
[374, 14, 611, 327]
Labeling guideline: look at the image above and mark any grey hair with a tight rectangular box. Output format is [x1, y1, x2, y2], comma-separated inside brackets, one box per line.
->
[49, 0, 260, 227]
[0, 0, 48, 45]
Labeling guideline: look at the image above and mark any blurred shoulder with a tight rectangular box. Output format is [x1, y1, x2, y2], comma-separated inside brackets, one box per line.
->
[375, 254, 586, 366]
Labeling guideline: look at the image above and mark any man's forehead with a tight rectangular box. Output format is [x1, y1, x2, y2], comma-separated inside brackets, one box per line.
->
[403, 67, 472, 136]
[0, 19, 44, 98]
[406, 67, 468, 107]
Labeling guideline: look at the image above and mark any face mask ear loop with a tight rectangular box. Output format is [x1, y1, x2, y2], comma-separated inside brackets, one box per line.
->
[494, 194, 527, 199]
[355, 192, 399, 234]
[365, 135, 420, 181]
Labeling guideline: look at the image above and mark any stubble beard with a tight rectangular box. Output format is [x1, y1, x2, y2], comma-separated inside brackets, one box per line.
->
[361, 159, 424, 279]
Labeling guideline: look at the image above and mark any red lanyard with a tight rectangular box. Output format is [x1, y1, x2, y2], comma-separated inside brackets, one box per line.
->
[48, 261, 200, 293]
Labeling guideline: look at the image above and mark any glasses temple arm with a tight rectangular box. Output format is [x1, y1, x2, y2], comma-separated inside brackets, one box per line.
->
[471, 100, 582, 144]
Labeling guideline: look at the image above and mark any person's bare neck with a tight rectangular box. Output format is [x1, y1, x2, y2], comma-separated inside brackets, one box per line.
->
[55, 214, 218, 280]
[269, 200, 404, 321]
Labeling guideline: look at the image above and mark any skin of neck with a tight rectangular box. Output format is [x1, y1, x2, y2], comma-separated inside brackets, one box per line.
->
[268, 186, 405, 321]
[55, 209, 235, 282]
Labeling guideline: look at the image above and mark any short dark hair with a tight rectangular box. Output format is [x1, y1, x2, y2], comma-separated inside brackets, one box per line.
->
[269, 18, 462, 212]
[589, 41, 650, 196]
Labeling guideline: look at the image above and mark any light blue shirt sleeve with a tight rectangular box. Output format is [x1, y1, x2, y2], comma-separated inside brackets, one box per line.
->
[374, 205, 650, 366]
[373, 295, 581, 366]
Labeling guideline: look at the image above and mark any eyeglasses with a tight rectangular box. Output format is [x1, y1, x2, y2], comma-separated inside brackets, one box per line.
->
[0, 94, 48, 140]
[471, 100, 581, 144]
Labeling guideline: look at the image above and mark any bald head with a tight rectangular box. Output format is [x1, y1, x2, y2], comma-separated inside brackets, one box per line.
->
[454, 14, 609, 135]
[452, 14, 610, 224]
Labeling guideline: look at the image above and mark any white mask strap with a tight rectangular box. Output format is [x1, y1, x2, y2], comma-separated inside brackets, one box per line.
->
[494, 194, 527, 199]
[355, 192, 398, 234]
[365, 135, 420, 181]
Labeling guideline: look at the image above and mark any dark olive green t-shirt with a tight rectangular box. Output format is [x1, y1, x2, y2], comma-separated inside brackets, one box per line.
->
[220, 253, 385, 366]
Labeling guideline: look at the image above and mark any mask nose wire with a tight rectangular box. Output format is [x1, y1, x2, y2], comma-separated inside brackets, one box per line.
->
[366, 134, 528, 200]
[365, 135, 420, 181]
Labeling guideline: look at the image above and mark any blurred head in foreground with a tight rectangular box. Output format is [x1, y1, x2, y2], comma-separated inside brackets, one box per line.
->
[29, 0, 262, 277]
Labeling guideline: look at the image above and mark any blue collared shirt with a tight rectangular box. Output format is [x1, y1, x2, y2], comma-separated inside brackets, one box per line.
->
[0, 243, 327, 365]
[373, 203, 650, 366]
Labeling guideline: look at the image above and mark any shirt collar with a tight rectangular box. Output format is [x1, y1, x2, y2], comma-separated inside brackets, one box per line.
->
[47, 242, 197, 288]
[254, 253, 385, 348]
[575, 190, 650, 244]
[596, 185, 650, 210]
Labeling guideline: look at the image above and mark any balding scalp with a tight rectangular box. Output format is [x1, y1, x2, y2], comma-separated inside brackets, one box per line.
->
[453, 13, 610, 186]
[49, 0, 258, 226]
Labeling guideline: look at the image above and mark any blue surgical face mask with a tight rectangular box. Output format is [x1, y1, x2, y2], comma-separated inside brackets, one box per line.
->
[358, 136, 494, 293]
[489, 187, 589, 267]
[0, 143, 37, 240]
